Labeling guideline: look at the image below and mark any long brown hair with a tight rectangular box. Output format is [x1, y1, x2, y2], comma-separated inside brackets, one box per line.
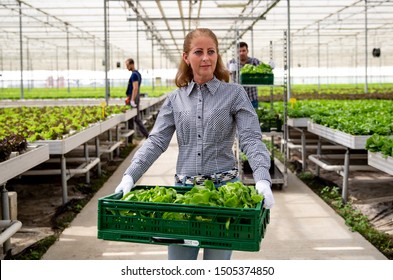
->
[175, 28, 230, 87]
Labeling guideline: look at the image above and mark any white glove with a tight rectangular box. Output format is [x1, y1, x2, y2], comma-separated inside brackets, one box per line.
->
[256, 180, 275, 209]
[130, 101, 137, 108]
[228, 62, 237, 72]
[115, 174, 134, 196]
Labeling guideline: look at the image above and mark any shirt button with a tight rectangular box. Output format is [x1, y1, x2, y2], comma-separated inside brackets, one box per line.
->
[198, 153, 201, 156]
[198, 134, 201, 138]
[198, 116, 201, 119]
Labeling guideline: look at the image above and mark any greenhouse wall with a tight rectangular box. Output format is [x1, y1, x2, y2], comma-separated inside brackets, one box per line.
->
[1, 66, 392, 89]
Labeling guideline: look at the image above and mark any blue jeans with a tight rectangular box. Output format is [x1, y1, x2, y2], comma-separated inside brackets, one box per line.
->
[167, 177, 239, 260]
[168, 245, 232, 260]
[251, 99, 259, 109]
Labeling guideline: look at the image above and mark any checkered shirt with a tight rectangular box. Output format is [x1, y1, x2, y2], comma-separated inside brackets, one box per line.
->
[124, 76, 271, 184]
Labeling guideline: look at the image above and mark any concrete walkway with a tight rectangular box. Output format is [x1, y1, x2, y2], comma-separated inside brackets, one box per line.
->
[42, 136, 387, 260]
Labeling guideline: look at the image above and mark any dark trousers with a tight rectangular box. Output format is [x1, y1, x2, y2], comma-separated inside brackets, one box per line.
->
[133, 96, 149, 138]
[134, 113, 149, 138]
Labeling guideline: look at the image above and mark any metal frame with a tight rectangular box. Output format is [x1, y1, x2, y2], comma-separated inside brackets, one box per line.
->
[0, 144, 49, 255]
[238, 29, 289, 189]
[1, 1, 392, 74]
[306, 122, 375, 203]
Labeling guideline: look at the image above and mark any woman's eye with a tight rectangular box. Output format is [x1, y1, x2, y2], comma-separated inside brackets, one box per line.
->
[208, 50, 216, 55]
[194, 50, 203, 55]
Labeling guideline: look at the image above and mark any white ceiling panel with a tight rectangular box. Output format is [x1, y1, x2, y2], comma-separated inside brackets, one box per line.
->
[0, 0, 392, 71]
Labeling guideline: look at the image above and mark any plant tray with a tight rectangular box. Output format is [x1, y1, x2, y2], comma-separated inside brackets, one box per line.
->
[368, 152, 393, 176]
[100, 114, 122, 133]
[240, 73, 274, 85]
[0, 144, 49, 185]
[34, 123, 101, 154]
[287, 118, 309, 127]
[118, 109, 137, 122]
[97, 185, 270, 252]
[307, 121, 370, 149]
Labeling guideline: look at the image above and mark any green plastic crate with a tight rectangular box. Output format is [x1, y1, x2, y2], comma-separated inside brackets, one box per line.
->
[240, 73, 274, 85]
[97, 185, 270, 251]
[260, 118, 283, 132]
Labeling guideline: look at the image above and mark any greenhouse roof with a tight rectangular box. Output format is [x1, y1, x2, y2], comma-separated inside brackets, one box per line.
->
[0, 0, 392, 71]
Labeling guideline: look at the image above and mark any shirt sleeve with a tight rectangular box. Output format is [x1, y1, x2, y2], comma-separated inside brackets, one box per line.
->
[253, 57, 261, 66]
[126, 76, 132, 96]
[124, 94, 176, 182]
[130, 72, 137, 83]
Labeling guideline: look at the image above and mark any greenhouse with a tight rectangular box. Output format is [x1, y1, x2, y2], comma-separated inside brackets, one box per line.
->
[1, 0, 393, 277]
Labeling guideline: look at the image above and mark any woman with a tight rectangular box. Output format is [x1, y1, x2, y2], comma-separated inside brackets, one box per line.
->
[115, 28, 274, 260]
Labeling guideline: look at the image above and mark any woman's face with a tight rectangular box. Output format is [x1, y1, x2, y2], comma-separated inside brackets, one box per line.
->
[183, 35, 217, 84]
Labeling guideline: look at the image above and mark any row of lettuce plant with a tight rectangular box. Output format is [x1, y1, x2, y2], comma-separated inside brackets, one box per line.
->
[365, 134, 393, 158]
[0, 86, 173, 100]
[0, 105, 129, 142]
[258, 83, 393, 96]
[268, 100, 393, 136]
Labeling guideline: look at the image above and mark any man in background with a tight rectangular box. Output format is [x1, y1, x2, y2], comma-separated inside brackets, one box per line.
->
[228, 42, 261, 109]
[125, 58, 149, 138]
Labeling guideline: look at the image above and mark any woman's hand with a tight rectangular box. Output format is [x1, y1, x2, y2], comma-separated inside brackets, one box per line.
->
[256, 180, 275, 209]
[115, 174, 134, 196]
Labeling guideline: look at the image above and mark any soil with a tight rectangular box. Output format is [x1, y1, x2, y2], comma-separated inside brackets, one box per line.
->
[318, 169, 393, 236]
[289, 150, 393, 238]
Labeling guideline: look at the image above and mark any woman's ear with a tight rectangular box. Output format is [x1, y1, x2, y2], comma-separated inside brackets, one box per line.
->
[182, 52, 189, 65]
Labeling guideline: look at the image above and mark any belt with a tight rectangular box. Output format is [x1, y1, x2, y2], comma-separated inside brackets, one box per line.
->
[175, 168, 238, 185]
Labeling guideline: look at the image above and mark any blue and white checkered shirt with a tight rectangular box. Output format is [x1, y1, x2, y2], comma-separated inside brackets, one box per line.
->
[124, 76, 271, 184]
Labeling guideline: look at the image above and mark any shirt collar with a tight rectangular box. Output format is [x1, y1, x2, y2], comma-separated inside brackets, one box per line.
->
[240, 57, 251, 66]
[186, 76, 220, 96]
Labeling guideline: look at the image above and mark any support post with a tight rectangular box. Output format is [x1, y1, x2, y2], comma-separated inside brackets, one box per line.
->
[84, 143, 90, 184]
[342, 148, 350, 204]
[95, 137, 102, 176]
[61, 155, 68, 204]
[1, 184, 11, 254]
